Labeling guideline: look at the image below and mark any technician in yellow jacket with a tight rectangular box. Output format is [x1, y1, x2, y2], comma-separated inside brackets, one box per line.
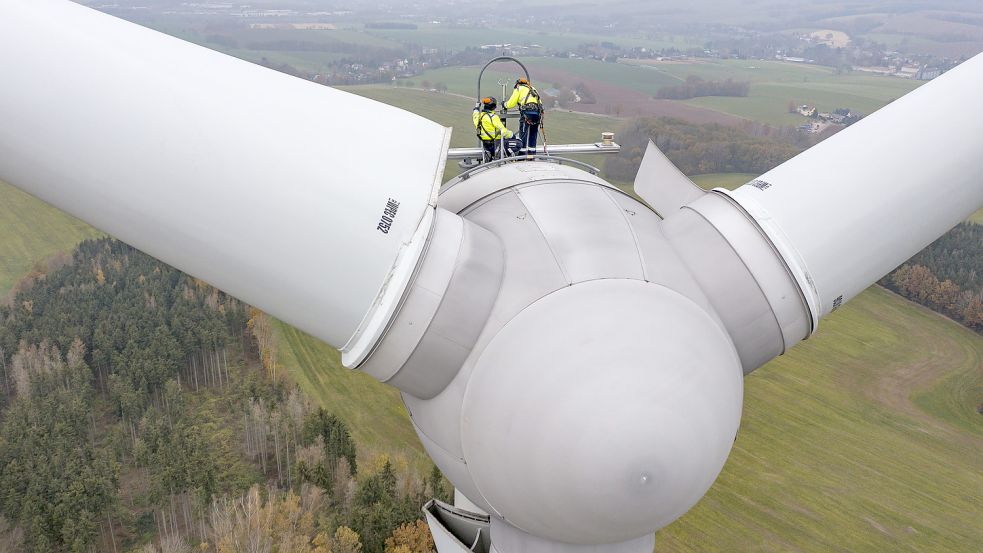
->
[505, 78, 543, 154]
[473, 96, 516, 162]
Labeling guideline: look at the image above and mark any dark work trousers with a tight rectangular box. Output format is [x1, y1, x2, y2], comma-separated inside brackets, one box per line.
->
[481, 140, 497, 162]
[481, 139, 521, 162]
[519, 111, 541, 155]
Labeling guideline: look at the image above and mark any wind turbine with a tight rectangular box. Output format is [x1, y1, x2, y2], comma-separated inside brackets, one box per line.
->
[2, 1, 982, 552]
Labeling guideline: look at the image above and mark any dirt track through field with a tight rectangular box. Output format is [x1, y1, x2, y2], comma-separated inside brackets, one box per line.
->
[863, 289, 983, 447]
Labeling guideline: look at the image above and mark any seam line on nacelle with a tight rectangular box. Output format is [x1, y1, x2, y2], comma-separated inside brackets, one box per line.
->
[601, 186, 649, 282]
[511, 188, 572, 285]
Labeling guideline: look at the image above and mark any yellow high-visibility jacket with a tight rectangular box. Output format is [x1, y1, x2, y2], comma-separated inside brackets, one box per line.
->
[473, 109, 513, 141]
[505, 84, 541, 110]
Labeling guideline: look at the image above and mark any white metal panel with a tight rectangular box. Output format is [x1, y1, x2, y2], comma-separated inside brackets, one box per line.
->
[439, 161, 612, 214]
[725, 52, 983, 321]
[515, 183, 645, 283]
[632, 140, 705, 216]
[604, 191, 715, 313]
[400, 189, 570, 464]
[463, 191, 569, 332]
[454, 490, 488, 514]
[0, 0, 450, 362]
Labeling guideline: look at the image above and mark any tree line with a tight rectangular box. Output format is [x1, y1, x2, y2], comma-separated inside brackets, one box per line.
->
[604, 117, 805, 181]
[883, 222, 983, 332]
[655, 75, 751, 100]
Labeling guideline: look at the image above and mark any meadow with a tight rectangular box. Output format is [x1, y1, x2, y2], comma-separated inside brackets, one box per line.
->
[628, 58, 924, 126]
[0, 181, 101, 297]
[662, 286, 983, 551]
[690, 173, 757, 191]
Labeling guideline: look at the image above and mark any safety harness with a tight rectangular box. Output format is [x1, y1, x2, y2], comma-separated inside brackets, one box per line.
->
[475, 111, 499, 141]
[518, 86, 543, 124]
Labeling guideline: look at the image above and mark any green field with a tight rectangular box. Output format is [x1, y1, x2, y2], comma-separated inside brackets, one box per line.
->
[630, 59, 835, 85]
[661, 286, 983, 551]
[527, 57, 683, 96]
[690, 173, 757, 191]
[625, 59, 924, 126]
[0, 180, 101, 297]
[396, 66, 521, 99]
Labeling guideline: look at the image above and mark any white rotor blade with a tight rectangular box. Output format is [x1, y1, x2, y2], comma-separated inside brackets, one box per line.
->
[0, 0, 451, 365]
[722, 53, 983, 324]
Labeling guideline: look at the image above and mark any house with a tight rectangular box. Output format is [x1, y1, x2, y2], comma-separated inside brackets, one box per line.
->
[917, 66, 943, 80]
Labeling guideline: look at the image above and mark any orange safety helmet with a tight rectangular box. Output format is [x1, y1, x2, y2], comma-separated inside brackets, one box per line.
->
[481, 96, 497, 111]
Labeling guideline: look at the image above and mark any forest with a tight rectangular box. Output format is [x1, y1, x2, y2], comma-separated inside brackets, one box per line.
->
[655, 76, 751, 100]
[604, 117, 807, 181]
[884, 222, 983, 331]
[0, 238, 450, 552]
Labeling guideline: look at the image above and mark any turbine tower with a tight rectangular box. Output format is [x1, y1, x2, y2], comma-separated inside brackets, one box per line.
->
[2, 2, 982, 551]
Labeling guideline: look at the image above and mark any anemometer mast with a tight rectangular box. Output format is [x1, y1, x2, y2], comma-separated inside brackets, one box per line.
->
[3, 2, 983, 552]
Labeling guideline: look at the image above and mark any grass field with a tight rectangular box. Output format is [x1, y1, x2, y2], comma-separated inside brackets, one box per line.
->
[0, 180, 101, 297]
[690, 173, 757, 191]
[628, 58, 835, 85]
[396, 66, 516, 99]
[627, 59, 923, 126]
[689, 77, 921, 127]
[660, 286, 983, 551]
[527, 57, 683, 96]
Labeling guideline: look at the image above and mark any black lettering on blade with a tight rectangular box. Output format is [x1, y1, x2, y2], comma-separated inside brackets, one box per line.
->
[377, 198, 401, 234]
